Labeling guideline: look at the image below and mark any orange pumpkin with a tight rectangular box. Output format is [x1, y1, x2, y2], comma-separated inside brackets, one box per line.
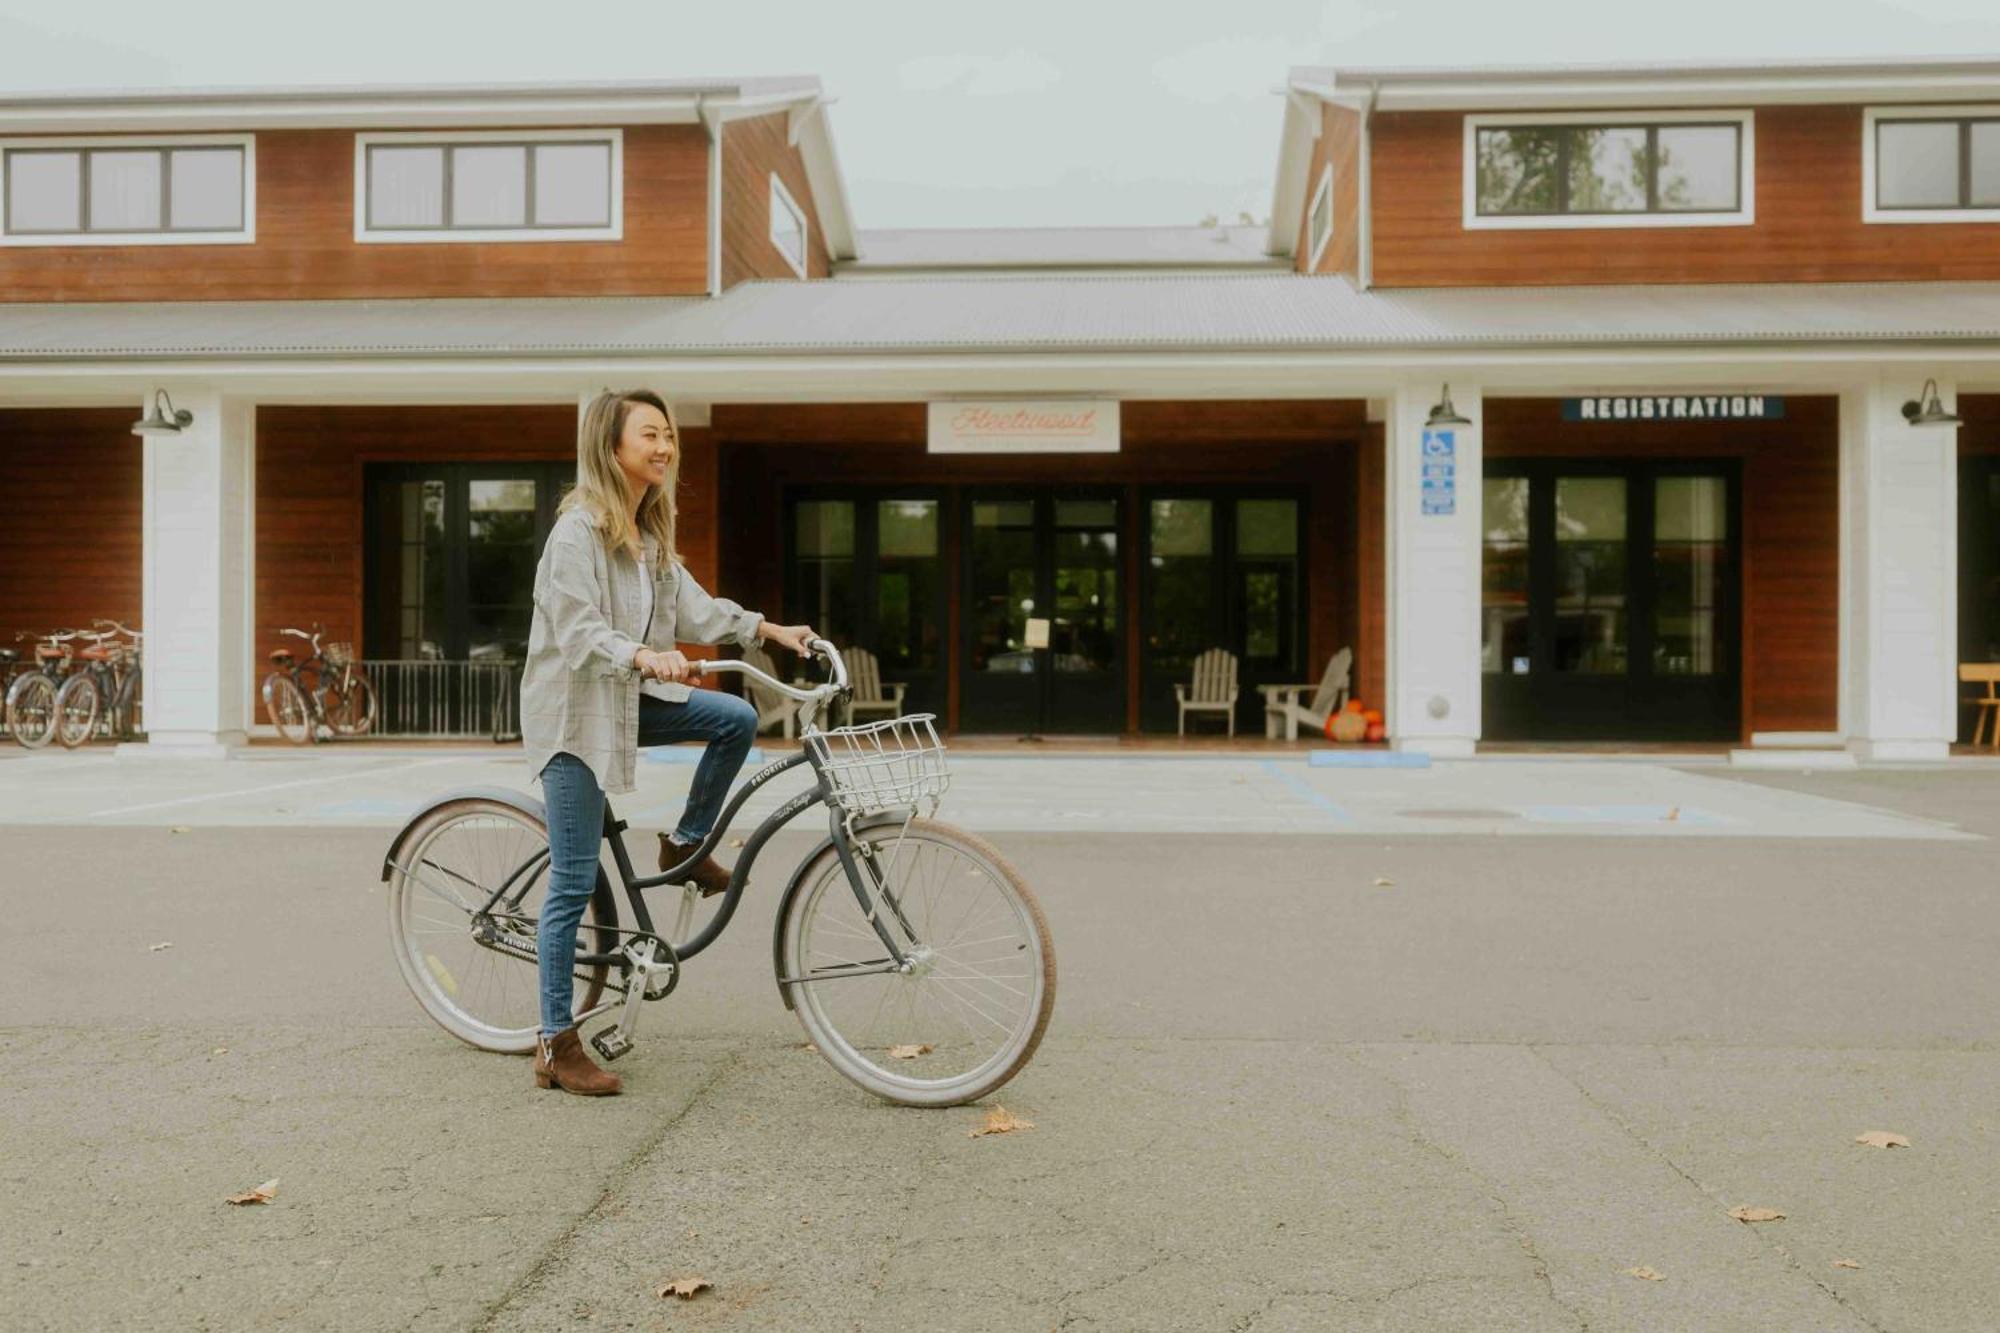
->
[1363, 708, 1383, 725]
[1344, 699, 1366, 714]
[1364, 720, 1386, 742]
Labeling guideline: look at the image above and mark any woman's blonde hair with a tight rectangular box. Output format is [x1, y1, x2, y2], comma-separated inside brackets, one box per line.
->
[561, 388, 679, 563]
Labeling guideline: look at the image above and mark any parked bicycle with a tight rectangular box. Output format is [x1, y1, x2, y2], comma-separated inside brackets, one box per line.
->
[5, 629, 84, 750]
[262, 624, 378, 744]
[51, 620, 144, 748]
[382, 641, 1055, 1107]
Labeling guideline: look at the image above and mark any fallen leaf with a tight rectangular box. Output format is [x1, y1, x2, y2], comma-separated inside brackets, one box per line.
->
[1624, 1266, 1664, 1282]
[656, 1277, 711, 1301]
[1729, 1206, 1785, 1224]
[1833, 1259, 1862, 1270]
[1854, 1131, 1910, 1149]
[887, 1043, 933, 1059]
[796, 1042, 817, 1054]
[969, 1106, 1034, 1138]
[799, 1216, 812, 1226]
[729, 838, 746, 849]
[148, 941, 173, 952]
[169, 826, 192, 834]
[1664, 807, 1681, 822]
[225, 1179, 279, 1206]
[1372, 877, 1395, 888]
[210, 1047, 229, 1056]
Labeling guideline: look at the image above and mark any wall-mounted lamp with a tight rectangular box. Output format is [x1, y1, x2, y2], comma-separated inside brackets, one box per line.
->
[131, 389, 194, 436]
[1425, 383, 1471, 428]
[1900, 378, 1961, 427]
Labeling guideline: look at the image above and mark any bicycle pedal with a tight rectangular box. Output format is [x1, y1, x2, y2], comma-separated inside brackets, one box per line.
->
[590, 1028, 634, 1062]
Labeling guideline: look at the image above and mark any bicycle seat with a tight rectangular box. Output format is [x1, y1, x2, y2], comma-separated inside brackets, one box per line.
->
[78, 646, 112, 662]
[269, 649, 294, 666]
[35, 644, 68, 660]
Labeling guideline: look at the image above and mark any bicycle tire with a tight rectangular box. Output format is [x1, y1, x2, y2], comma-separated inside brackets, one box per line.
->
[111, 666, 142, 740]
[54, 673, 102, 749]
[262, 672, 314, 745]
[386, 796, 620, 1055]
[778, 817, 1055, 1108]
[6, 673, 58, 750]
[317, 669, 377, 737]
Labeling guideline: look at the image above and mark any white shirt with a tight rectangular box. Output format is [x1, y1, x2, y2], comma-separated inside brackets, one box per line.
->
[635, 554, 677, 702]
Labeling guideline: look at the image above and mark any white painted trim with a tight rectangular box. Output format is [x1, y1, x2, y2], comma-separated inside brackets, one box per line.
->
[1861, 104, 2000, 224]
[1310, 63, 2000, 113]
[702, 103, 723, 296]
[0, 133, 255, 247]
[1305, 163, 1334, 270]
[352, 128, 622, 245]
[1462, 110, 1755, 231]
[768, 172, 809, 279]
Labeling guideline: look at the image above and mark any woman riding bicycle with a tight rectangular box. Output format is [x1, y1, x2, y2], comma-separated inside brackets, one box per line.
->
[520, 388, 814, 1096]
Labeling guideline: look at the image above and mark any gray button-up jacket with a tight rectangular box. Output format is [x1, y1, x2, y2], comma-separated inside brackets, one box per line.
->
[520, 508, 763, 795]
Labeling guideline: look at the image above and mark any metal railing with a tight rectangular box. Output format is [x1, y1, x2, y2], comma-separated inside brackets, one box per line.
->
[359, 659, 519, 742]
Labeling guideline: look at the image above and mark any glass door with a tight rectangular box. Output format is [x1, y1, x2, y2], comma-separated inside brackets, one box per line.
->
[784, 493, 946, 716]
[961, 491, 1123, 734]
[1961, 456, 2000, 740]
[1483, 462, 1738, 741]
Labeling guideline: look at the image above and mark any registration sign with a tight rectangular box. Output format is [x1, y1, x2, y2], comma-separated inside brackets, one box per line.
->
[1561, 395, 1786, 422]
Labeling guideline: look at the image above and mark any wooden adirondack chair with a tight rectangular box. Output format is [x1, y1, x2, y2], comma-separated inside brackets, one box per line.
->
[838, 646, 907, 726]
[739, 643, 797, 739]
[1260, 647, 1353, 741]
[1174, 647, 1240, 737]
[1963, 663, 2000, 749]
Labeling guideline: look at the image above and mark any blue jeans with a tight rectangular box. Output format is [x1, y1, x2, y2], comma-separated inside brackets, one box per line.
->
[535, 689, 759, 1036]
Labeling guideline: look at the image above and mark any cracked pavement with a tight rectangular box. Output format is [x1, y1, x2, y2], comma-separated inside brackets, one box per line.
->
[3, 767, 1999, 1330]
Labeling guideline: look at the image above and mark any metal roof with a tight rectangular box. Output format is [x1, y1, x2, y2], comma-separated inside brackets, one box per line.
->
[846, 226, 1282, 272]
[2, 275, 1999, 361]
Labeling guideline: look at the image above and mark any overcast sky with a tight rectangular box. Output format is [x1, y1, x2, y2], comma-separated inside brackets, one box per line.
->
[3, 0, 1996, 230]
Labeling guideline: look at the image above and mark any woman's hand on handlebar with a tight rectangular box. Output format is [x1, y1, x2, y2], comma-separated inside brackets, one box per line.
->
[634, 647, 695, 684]
[758, 621, 818, 658]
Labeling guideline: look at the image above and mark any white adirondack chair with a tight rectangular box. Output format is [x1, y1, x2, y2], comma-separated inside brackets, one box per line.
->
[739, 643, 797, 739]
[838, 646, 907, 726]
[1174, 647, 1240, 737]
[1260, 647, 1353, 741]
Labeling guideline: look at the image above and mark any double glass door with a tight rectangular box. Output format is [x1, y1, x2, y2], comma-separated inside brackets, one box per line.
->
[1483, 462, 1739, 741]
[962, 491, 1122, 734]
[364, 462, 570, 662]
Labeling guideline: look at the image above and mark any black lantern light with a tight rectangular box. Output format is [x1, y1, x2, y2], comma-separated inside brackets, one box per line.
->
[131, 389, 194, 436]
[1425, 383, 1471, 427]
[1900, 378, 1961, 427]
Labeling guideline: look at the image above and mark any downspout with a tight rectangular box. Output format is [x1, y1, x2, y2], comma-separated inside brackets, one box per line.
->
[698, 95, 724, 297]
[1358, 82, 1379, 291]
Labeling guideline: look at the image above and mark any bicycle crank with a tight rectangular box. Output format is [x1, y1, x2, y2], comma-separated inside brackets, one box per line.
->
[592, 935, 679, 1062]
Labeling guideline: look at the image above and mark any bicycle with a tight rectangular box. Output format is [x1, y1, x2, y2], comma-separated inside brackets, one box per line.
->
[262, 624, 378, 744]
[5, 630, 84, 750]
[381, 641, 1055, 1108]
[51, 621, 145, 748]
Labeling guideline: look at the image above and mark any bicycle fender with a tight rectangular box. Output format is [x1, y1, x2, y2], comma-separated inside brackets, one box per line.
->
[379, 785, 549, 882]
[769, 811, 910, 1011]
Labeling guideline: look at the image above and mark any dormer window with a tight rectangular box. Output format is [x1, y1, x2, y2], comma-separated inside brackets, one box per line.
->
[1306, 164, 1334, 268]
[769, 173, 809, 277]
[0, 135, 253, 246]
[1865, 108, 2000, 222]
[1464, 111, 1754, 230]
[355, 130, 621, 243]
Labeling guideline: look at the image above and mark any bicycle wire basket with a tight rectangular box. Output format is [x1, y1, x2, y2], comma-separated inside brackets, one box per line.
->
[322, 641, 355, 669]
[805, 713, 951, 817]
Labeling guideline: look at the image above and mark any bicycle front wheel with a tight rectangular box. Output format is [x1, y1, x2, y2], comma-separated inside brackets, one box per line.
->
[262, 672, 313, 745]
[54, 674, 101, 749]
[779, 818, 1055, 1108]
[318, 670, 376, 737]
[7, 673, 58, 749]
[386, 797, 620, 1054]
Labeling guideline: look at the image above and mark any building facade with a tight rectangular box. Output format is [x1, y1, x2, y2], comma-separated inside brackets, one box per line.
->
[1, 60, 1996, 758]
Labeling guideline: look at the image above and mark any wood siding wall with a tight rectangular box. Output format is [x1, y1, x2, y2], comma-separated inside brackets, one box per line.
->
[1484, 397, 1840, 735]
[710, 401, 1367, 733]
[720, 112, 832, 288]
[0, 409, 142, 652]
[1294, 103, 1362, 279]
[0, 125, 710, 303]
[1371, 105, 2000, 287]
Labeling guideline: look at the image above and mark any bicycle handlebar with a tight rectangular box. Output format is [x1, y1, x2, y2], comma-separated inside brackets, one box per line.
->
[693, 638, 848, 703]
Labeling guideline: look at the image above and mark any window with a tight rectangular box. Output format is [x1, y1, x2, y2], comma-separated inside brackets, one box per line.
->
[0, 136, 253, 245]
[769, 173, 808, 277]
[1464, 111, 1753, 230]
[1306, 164, 1333, 269]
[1865, 108, 2000, 222]
[355, 130, 621, 242]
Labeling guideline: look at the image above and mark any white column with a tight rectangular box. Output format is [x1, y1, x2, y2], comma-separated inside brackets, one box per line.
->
[1840, 377, 1960, 762]
[1384, 381, 1483, 756]
[120, 388, 256, 759]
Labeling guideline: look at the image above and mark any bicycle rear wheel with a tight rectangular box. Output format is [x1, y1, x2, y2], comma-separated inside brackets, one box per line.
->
[318, 670, 376, 737]
[386, 797, 619, 1054]
[262, 672, 314, 744]
[8, 673, 58, 749]
[54, 674, 101, 749]
[779, 818, 1055, 1108]
[111, 666, 142, 740]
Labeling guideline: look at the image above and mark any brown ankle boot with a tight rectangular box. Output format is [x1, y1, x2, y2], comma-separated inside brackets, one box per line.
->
[534, 1028, 622, 1096]
[658, 833, 733, 897]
